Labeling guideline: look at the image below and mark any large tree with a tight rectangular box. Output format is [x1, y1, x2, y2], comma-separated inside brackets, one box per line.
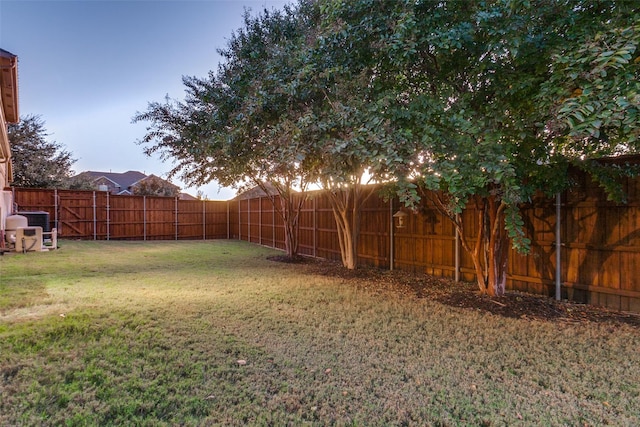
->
[389, 0, 566, 296]
[290, 0, 412, 269]
[406, 1, 636, 296]
[134, 3, 318, 259]
[8, 115, 77, 189]
[320, 0, 639, 295]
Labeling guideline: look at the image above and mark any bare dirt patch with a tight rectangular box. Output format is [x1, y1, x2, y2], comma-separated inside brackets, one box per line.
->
[266, 254, 309, 264]
[0, 303, 70, 323]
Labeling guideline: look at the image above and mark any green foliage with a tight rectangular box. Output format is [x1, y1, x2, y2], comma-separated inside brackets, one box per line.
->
[504, 204, 531, 254]
[578, 159, 640, 203]
[132, 175, 180, 197]
[542, 23, 640, 153]
[65, 173, 97, 190]
[133, 3, 321, 257]
[311, 0, 551, 259]
[536, 4, 640, 200]
[8, 115, 78, 189]
[134, 0, 639, 282]
[317, 0, 639, 254]
[133, 4, 317, 195]
[295, 0, 407, 188]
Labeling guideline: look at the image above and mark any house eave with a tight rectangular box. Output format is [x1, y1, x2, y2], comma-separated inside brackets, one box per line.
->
[0, 49, 19, 124]
[0, 49, 18, 184]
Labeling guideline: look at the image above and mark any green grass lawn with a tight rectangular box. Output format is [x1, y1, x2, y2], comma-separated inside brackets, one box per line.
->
[1, 240, 639, 426]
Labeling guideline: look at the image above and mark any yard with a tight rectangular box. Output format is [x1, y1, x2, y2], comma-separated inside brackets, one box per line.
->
[1, 240, 639, 426]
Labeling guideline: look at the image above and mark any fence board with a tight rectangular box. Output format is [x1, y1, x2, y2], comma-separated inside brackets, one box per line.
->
[108, 195, 144, 239]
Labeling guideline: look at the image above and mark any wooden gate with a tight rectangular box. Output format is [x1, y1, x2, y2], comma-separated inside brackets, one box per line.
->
[57, 192, 96, 238]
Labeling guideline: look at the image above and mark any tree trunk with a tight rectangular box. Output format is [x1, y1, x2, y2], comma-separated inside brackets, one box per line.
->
[466, 195, 508, 296]
[427, 190, 509, 296]
[331, 205, 359, 269]
[259, 181, 306, 260]
[330, 193, 358, 269]
[486, 196, 509, 296]
[280, 194, 300, 259]
[326, 184, 372, 270]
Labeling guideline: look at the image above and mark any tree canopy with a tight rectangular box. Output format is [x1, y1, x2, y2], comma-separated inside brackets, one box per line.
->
[135, 0, 639, 291]
[132, 175, 180, 197]
[133, 3, 320, 258]
[8, 115, 79, 189]
[305, 0, 639, 292]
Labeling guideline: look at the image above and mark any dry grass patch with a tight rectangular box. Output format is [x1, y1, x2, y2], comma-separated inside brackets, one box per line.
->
[1, 240, 639, 426]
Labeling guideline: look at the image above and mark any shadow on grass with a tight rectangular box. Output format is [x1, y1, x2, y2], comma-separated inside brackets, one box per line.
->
[301, 259, 640, 327]
[438, 290, 640, 327]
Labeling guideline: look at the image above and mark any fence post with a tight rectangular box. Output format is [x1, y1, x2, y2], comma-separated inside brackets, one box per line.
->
[238, 199, 241, 240]
[175, 197, 178, 241]
[259, 196, 263, 245]
[390, 199, 394, 271]
[227, 201, 230, 240]
[202, 199, 206, 240]
[455, 227, 460, 282]
[93, 191, 97, 240]
[54, 189, 59, 231]
[313, 197, 317, 258]
[143, 196, 147, 241]
[106, 192, 110, 241]
[555, 193, 562, 301]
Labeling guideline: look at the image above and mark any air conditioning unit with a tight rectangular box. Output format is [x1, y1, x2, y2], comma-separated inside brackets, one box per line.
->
[4, 214, 28, 247]
[15, 227, 44, 253]
[16, 211, 50, 232]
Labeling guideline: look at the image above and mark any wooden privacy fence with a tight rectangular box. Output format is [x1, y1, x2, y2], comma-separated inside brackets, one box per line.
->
[11, 176, 640, 313]
[12, 188, 229, 240]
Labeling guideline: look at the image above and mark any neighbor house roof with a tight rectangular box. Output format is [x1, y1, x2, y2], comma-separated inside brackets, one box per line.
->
[75, 170, 186, 197]
[77, 171, 147, 194]
[78, 170, 148, 194]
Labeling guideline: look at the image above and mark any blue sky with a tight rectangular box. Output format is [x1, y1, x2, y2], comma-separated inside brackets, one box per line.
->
[0, 0, 290, 199]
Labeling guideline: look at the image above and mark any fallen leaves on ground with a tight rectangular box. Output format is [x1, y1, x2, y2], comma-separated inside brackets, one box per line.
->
[278, 257, 640, 327]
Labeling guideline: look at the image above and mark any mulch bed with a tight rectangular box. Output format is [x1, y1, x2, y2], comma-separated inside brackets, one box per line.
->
[270, 255, 640, 327]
